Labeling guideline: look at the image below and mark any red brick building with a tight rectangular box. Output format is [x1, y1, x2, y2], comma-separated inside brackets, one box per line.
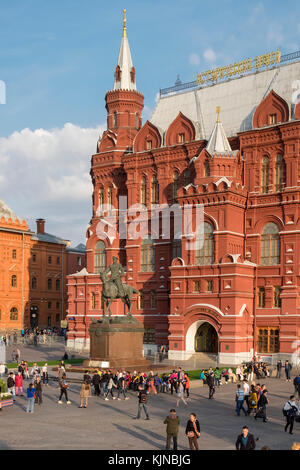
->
[66, 16, 300, 364]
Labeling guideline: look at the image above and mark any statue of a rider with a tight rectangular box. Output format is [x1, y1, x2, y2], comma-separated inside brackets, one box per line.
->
[103, 256, 126, 298]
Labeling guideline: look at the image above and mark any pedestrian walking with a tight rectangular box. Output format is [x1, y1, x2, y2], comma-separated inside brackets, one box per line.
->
[243, 379, 250, 414]
[235, 384, 247, 416]
[185, 413, 200, 450]
[58, 374, 71, 405]
[134, 385, 150, 420]
[34, 377, 43, 405]
[117, 373, 129, 400]
[183, 373, 190, 398]
[255, 389, 268, 422]
[26, 383, 36, 413]
[248, 384, 258, 415]
[207, 372, 215, 399]
[164, 409, 180, 450]
[104, 373, 117, 401]
[283, 395, 298, 435]
[292, 374, 300, 398]
[235, 426, 256, 450]
[176, 381, 187, 407]
[79, 380, 91, 408]
[92, 370, 101, 396]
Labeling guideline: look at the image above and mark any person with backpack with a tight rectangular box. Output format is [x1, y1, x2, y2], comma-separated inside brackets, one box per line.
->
[255, 389, 268, 422]
[134, 384, 150, 420]
[283, 395, 298, 435]
[79, 379, 91, 408]
[58, 374, 71, 405]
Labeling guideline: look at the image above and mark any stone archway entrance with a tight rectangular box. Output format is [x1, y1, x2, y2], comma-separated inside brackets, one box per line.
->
[194, 322, 218, 353]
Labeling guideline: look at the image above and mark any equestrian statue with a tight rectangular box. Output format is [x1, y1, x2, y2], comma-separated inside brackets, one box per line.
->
[100, 256, 139, 317]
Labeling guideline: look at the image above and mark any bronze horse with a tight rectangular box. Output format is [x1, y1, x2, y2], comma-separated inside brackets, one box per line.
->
[100, 272, 139, 317]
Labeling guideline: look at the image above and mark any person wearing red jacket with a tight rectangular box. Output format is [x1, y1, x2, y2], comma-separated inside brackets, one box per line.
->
[15, 371, 24, 396]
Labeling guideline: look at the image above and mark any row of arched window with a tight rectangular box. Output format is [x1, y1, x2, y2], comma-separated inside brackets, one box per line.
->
[98, 186, 113, 211]
[261, 154, 285, 193]
[140, 169, 191, 206]
[1, 307, 19, 321]
[94, 221, 281, 272]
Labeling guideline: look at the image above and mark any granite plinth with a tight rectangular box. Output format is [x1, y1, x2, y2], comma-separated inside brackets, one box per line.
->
[83, 316, 150, 369]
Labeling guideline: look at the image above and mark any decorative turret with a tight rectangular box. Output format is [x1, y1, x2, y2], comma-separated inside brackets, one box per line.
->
[102, 10, 144, 149]
[206, 107, 232, 155]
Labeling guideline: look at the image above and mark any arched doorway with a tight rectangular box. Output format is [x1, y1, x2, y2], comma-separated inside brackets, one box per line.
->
[195, 322, 218, 353]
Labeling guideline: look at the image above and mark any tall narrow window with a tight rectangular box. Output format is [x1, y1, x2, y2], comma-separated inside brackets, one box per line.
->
[98, 187, 104, 214]
[193, 281, 200, 293]
[141, 176, 147, 205]
[173, 171, 179, 203]
[261, 222, 280, 265]
[11, 275, 17, 288]
[107, 185, 113, 208]
[137, 291, 144, 309]
[146, 140, 152, 150]
[136, 113, 139, 129]
[183, 169, 190, 186]
[141, 236, 155, 272]
[90, 292, 96, 310]
[150, 291, 156, 309]
[178, 133, 185, 143]
[269, 114, 277, 125]
[196, 222, 214, 265]
[48, 279, 52, 290]
[274, 286, 282, 307]
[257, 287, 266, 307]
[275, 154, 285, 191]
[172, 238, 182, 259]
[94, 240, 106, 274]
[56, 279, 60, 291]
[151, 175, 159, 204]
[113, 111, 117, 128]
[48, 256, 52, 264]
[261, 156, 269, 193]
[31, 277, 37, 289]
[12, 249, 17, 259]
[204, 160, 210, 177]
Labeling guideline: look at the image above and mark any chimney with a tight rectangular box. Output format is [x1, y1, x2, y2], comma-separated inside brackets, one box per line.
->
[36, 218, 45, 234]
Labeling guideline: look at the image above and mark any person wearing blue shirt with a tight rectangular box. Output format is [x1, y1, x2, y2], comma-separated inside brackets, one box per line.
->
[236, 384, 247, 416]
[26, 383, 36, 413]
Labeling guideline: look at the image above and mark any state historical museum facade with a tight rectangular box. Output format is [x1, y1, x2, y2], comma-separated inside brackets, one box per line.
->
[67, 16, 300, 364]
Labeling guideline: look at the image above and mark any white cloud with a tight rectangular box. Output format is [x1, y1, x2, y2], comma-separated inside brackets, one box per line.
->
[203, 48, 217, 63]
[0, 122, 105, 244]
[189, 52, 200, 66]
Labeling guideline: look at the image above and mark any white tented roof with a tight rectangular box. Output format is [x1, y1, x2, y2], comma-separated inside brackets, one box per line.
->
[150, 60, 300, 139]
[113, 35, 136, 91]
[0, 199, 18, 222]
[206, 120, 232, 155]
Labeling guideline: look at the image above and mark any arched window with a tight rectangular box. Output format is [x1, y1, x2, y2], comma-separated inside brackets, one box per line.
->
[151, 175, 159, 204]
[113, 111, 117, 128]
[56, 279, 60, 291]
[261, 222, 280, 265]
[11, 275, 17, 288]
[141, 236, 155, 272]
[196, 222, 214, 265]
[94, 240, 106, 274]
[48, 278, 52, 290]
[275, 154, 285, 191]
[141, 176, 147, 205]
[10, 307, 18, 321]
[31, 277, 37, 289]
[173, 171, 179, 203]
[261, 156, 269, 193]
[204, 160, 210, 177]
[98, 187, 104, 213]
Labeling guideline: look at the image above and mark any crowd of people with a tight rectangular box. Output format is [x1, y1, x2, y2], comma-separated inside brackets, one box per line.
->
[0, 327, 67, 348]
[1, 354, 300, 450]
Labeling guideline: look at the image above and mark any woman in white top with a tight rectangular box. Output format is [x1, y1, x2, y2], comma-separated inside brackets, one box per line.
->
[176, 381, 188, 407]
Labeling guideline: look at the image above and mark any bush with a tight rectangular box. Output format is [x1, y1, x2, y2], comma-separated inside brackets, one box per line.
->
[1, 393, 12, 401]
[0, 378, 7, 393]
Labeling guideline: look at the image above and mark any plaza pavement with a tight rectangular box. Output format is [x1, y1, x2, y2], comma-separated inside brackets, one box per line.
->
[0, 371, 299, 450]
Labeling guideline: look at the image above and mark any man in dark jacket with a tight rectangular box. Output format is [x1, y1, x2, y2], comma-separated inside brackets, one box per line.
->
[134, 385, 150, 420]
[236, 426, 256, 450]
[207, 372, 215, 399]
[7, 373, 15, 401]
[276, 360, 282, 378]
[92, 371, 101, 396]
[164, 409, 180, 450]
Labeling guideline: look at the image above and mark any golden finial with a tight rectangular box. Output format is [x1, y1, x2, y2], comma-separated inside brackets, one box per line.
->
[216, 106, 221, 123]
[123, 9, 127, 38]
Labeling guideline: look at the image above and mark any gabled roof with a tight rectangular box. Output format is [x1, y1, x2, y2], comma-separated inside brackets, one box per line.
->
[31, 232, 69, 246]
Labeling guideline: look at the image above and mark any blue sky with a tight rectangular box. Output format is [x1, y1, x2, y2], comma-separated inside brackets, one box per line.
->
[0, 1, 300, 244]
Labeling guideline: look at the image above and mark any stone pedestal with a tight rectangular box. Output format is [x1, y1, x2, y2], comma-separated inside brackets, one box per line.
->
[83, 316, 150, 370]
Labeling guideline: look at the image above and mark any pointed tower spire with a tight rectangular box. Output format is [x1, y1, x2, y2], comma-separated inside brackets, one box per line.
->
[206, 107, 232, 155]
[113, 10, 137, 91]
